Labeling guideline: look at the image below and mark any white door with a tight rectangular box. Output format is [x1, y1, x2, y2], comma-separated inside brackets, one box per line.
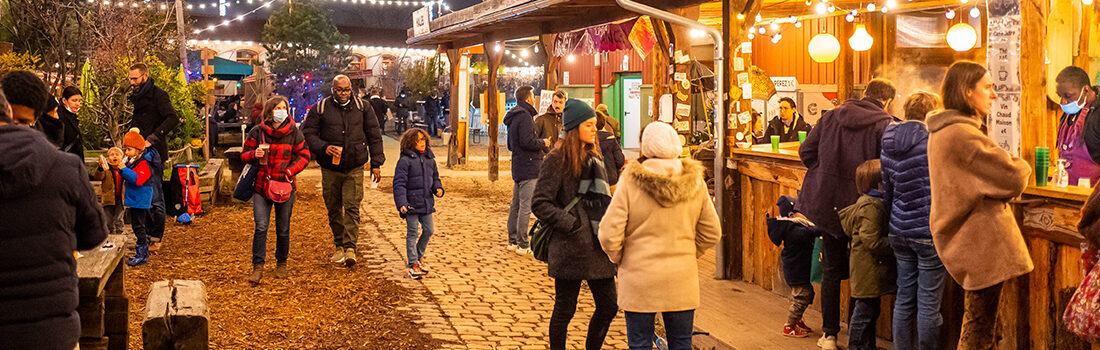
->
[622, 77, 643, 149]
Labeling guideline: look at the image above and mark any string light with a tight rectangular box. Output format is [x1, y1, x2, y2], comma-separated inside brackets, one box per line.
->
[969, 7, 980, 18]
[187, 40, 438, 55]
[946, 9, 955, 19]
[193, 0, 277, 34]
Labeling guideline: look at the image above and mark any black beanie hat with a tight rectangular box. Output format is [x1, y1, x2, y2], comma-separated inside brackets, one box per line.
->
[562, 99, 594, 131]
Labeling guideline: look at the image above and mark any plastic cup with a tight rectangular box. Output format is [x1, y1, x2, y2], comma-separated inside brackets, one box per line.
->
[798, 131, 807, 144]
[1035, 161, 1049, 187]
[770, 135, 780, 151]
[332, 146, 343, 166]
[258, 144, 270, 165]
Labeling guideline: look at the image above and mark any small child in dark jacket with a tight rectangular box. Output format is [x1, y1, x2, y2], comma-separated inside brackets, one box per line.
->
[838, 159, 896, 350]
[93, 147, 126, 235]
[393, 128, 444, 280]
[767, 195, 818, 338]
[120, 128, 160, 267]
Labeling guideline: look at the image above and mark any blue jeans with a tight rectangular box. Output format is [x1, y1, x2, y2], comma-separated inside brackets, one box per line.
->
[252, 192, 295, 265]
[506, 179, 536, 248]
[405, 213, 434, 268]
[625, 310, 695, 350]
[848, 297, 880, 350]
[890, 235, 947, 350]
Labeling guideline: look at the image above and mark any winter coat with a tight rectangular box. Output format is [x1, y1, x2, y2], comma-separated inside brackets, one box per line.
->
[532, 150, 617, 281]
[35, 114, 64, 148]
[796, 98, 892, 238]
[119, 148, 159, 210]
[370, 97, 389, 123]
[393, 148, 444, 215]
[92, 166, 124, 206]
[0, 125, 107, 350]
[600, 111, 622, 139]
[767, 217, 817, 287]
[128, 78, 180, 164]
[927, 109, 1033, 291]
[881, 121, 933, 240]
[838, 192, 896, 298]
[763, 113, 813, 143]
[535, 112, 562, 142]
[240, 120, 311, 196]
[598, 131, 626, 186]
[57, 106, 84, 160]
[598, 158, 720, 312]
[504, 101, 547, 182]
[302, 96, 386, 172]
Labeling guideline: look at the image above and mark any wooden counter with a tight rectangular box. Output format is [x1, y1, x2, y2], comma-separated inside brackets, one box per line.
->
[725, 147, 1095, 348]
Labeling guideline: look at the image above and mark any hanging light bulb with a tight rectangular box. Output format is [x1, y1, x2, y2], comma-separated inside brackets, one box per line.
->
[815, 2, 828, 13]
[737, 13, 745, 20]
[970, 7, 980, 17]
[846, 13, 855, 22]
[866, 3, 875, 11]
[520, 49, 528, 58]
[759, 27, 767, 34]
[534, 46, 539, 53]
[827, 4, 835, 12]
[886, 0, 897, 7]
[756, 14, 763, 22]
[946, 23, 977, 51]
[961, 0, 968, 3]
[770, 23, 779, 31]
[946, 9, 956, 19]
[566, 54, 575, 63]
[748, 32, 755, 40]
[805, 0, 812, 5]
[1085, 0, 1095, 5]
[808, 34, 841, 63]
[881, 6, 888, 13]
[771, 33, 783, 43]
[849, 24, 873, 51]
[795, 21, 803, 28]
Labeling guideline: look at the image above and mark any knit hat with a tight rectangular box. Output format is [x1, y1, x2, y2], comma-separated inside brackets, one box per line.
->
[123, 127, 145, 150]
[562, 99, 595, 131]
[640, 122, 682, 159]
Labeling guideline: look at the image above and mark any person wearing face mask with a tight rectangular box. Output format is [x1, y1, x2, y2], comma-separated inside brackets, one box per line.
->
[301, 75, 386, 267]
[58, 86, 84, 160]
[240, 96, 311, 283]
[127, 63, 179, 253]
[1055, 66, 1100, 185]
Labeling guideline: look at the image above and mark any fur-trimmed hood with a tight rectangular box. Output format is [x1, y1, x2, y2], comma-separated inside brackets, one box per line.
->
[627, 158, 705, 207]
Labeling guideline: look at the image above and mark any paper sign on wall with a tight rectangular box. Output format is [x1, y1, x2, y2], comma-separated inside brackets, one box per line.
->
[675, 103, 691, 117]
[563, 71, 570, 85]
[737, 72, 749, 86]
[674, 72, 688, 82]
[538, 90, 554, 114]
[741, 42, 752, 54]
[734, 57, 745, 71]
[741, 83, 752, 99]
[648, 96, 654, 116]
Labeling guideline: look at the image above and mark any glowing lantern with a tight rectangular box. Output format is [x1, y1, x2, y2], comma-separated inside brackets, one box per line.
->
[808, 33, 841, 63]
[946, 23, 977, 51]
[849, 24, 873, 51]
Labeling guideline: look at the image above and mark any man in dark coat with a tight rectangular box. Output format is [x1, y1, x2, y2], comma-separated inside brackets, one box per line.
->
[762, 97, 813, 143]
[796, 78, 895, 347]
[128, 63, 179, 252]
[534, 90, 568, 145]
[503, 86, 548, 254]
[0, 90, 108, 350]
[369, 93, 388, 134]
[425, 92, 442, 137]
[302, 75, 386, 267]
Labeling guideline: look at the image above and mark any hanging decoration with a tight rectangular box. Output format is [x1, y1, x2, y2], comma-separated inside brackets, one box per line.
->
[808, 33, 841, 63]
[849, 24, 873, 51]
[553, 18, 637, 57]
[628, 16, 657, 59]
[946, 23, 977, 51]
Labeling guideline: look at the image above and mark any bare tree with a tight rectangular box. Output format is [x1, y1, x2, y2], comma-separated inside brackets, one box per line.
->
[2, 0, 84, 93]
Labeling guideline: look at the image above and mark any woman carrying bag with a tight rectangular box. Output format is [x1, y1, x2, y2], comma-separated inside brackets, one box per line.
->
[598, 122, 720, 350]
[532, 99, 618, 350]
[240, 96, 311, 284]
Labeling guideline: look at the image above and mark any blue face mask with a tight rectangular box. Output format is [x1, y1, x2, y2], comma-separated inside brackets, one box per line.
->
[1062, 86, 1088, 115]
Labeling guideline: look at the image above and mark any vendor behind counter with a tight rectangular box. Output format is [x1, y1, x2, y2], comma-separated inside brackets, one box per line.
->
[1055, 66, 1100, 185]
[759, 97, 813, 144]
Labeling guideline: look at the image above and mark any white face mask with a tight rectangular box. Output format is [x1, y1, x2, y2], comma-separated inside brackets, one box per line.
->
[273, 110, 289, 124]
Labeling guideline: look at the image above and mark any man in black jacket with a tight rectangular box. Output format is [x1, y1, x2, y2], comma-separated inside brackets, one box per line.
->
[0, 88, 108, 350]
[762, 97, 813, 143]
[128, 63, 179, 252]
[369, 92, 388, 134]
[302, 75, 386, 267]
[503, 86, 548, 255]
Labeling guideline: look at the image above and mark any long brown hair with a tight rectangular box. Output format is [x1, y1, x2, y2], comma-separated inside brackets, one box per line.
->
[557, 128, 600, 177]
[263, 96, 290, 124]
[399, 128, 430, 151]
[941, 61, 987, 117]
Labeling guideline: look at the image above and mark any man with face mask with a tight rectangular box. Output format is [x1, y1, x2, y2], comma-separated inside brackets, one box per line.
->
[127, 63, 178, 252]
[302, 75, 386, 267]
[1055, 66, 1100, 185]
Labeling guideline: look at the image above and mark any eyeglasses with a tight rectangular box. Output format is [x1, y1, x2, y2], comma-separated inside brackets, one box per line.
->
[334, 88, 352, 93]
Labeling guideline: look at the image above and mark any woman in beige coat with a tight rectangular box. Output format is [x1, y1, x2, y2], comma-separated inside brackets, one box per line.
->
[598, 122, 721, 350]
[927, 61, 1032, 349]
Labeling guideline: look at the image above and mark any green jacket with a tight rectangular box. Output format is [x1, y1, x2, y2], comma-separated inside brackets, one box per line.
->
[838, 192, 896, 298]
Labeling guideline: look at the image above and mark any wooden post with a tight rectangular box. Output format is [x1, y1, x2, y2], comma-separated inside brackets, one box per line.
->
[594, 53, 603, 105]
[650, 19, 671, 106]
[485, 40, 504, 181]
[836, 19, 853, 102]
[541, 34, 560, 91]
[445, 45, 463, 168]
[1019, 0, 1049, 191]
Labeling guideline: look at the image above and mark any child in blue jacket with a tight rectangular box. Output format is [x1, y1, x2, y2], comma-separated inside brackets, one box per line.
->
[767, 195, 819, 338]
[120, 128, 159, 266]
[393, 128, 444, 280]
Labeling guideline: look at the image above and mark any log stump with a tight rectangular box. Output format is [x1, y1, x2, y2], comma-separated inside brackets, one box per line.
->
[142, 280, 209, 350]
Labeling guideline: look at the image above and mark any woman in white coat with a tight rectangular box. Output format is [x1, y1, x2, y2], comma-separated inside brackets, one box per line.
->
[598, 122, 721, 350]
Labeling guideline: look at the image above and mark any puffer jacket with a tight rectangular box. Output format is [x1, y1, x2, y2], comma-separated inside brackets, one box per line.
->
[881, 121, 933, 239]
[119, 148, 160, 210]
[393, 148, 444, 215]
[503, 101, 547, 182]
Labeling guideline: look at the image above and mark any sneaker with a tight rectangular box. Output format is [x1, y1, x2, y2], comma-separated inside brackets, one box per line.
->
[344, 248, 357, 267]
[248, 265, 263, 284]
[408, 268, 422, 280]
[507, 244, 518, 251]
[417, 260, 430, 274]
[274, 262, 288, 279]
[783, 324, 809, 338]
[330, 247, 346, 264]
[817, 334, 837, 350]
[516, 247, 532, 255]
[795, 319, 813, 333]
[412, 262, 427, 276]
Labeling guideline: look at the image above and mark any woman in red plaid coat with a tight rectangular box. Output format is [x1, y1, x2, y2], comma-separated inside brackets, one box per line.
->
[240, 96, 311, 284]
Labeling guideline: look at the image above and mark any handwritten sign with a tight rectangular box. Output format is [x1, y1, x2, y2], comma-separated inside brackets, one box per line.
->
[413, 7, 431, 37]
[986, 0, 1021, 156]
[538, 90, 554, 114]
[734, 57, 745, 71]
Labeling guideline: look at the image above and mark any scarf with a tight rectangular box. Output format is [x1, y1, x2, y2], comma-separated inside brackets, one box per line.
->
[577, 151, 613, 234]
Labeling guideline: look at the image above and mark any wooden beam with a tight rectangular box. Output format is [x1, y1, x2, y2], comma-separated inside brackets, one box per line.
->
[836, 18, 853, 101]
[1020, 0, 1048, 179]
[541, 33, 560, 91]
[445, 45, 464, 168]
[651, 18, 672, 103]
[485, 39, 504, 181]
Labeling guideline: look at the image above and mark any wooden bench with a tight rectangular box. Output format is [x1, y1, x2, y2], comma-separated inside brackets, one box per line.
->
[76, 235, 127, 350]
[143, 280, 209, 350]
[197, 159, 224, 205]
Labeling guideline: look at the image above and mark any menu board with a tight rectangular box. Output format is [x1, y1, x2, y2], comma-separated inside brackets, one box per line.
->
[986, 0, 1021, 156]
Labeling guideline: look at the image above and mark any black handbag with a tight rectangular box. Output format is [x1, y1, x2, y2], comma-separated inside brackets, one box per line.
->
[529, 196, 580, 262]
[233, 163, 259, 201]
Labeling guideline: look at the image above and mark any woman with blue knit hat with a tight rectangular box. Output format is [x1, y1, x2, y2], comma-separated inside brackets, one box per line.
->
[532, 99, 618, 350]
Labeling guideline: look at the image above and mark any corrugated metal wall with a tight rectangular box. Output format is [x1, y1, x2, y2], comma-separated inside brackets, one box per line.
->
[557, 49, 653, 85]
[750, 17, 873, 85]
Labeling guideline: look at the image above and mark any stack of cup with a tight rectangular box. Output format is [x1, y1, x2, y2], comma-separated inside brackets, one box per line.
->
[1035, 147, 1050, 186]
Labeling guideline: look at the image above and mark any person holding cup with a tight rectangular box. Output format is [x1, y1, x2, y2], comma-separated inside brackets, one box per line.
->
[241, 96, 311, 283]
[762, 97, 813, 144]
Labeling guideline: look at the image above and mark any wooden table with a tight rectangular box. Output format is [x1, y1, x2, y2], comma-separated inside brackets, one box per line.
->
[76, 235, 127, 350]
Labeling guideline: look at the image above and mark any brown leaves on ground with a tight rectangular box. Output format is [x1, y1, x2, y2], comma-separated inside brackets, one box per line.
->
[123, 173, 447, 349]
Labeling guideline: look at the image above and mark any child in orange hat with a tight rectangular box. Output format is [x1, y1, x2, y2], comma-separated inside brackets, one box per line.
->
[119, 128, 160, 266]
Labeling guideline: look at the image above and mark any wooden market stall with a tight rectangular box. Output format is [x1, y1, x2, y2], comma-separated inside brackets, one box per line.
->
[717, 0, 1097, 347]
